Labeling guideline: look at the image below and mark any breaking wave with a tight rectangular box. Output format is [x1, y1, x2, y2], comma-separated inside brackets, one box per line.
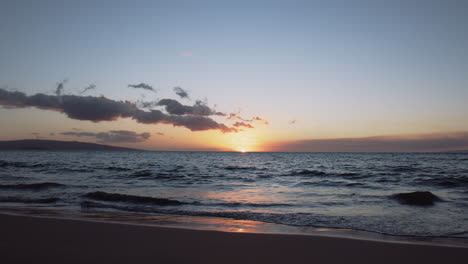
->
[83, 191, 186, 206]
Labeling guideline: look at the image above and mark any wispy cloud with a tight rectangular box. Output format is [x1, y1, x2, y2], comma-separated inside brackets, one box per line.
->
[55, 79, 67, 97]
[31, 132, 41, 139]
[128, 83, 156, 92]
[173, 87, 189, 99]
[80, 84, 96, 94]
[227, 113, 269, 125]
[61, 130, 151, 143]
[252, 116, 269, 125]
[232, 121, 254, 129]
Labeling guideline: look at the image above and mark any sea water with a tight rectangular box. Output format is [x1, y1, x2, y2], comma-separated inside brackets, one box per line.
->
[0, 151, 467, 242]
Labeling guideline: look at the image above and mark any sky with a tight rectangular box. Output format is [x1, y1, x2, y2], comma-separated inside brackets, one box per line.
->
[1, 0, 467, 152]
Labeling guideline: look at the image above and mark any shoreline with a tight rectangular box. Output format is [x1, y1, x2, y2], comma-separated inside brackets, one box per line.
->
[1, 208, 467, 249]
[2, 213, 467, 264]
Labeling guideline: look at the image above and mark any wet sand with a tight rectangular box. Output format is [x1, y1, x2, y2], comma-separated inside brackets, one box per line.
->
[1, 213, 466, 264]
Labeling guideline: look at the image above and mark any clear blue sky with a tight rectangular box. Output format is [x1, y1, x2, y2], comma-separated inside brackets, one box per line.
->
[1, 0, 467, 151]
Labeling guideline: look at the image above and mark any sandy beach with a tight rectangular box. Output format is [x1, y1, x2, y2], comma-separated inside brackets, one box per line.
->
[1, 213, 466, 264]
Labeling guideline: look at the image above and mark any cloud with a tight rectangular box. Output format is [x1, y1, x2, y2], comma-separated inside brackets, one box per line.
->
[0, 88, 237, 133]
[156, 99, 192, 115]
[289, 118, 297, 124]
[173, 87, 189, 99]
[137, 100, 159, 109]
[227, 113, 239, 120]
[232, 121, 254, 129]
[251, 116, 269, 125]
[157, 99, 225, 116]
[80, 84, 96, 94]
[227, 113, 269, 125]
[269, 132, 468, 152]
[133, 110, 236, 132]
[55, 79, 67, 97]
[61, 130, 151, 143]
[227, 113, 247, 121]
[128, 83, 155, 92]
[226, 112, 268, 130]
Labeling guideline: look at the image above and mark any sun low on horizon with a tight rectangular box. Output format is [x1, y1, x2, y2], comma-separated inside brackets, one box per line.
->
[0, 0, 467, 152]
[1, 2, 468, 261]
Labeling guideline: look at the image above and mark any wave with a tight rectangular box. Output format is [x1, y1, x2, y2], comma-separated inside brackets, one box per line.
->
[388, 166, 419, 173]
[414, 176, 468, 188]
[127, 170, 186, 180]
[345, 182, 367, 187]
[295, 180, 360, 187]
[131, 170, 153, 177]
[222, 165, 259, 170]
[289, 170, 371, 179]
[80, 201, 465, 237]
[390, 191, 442, 206]
[81, 191, 293, 208]
[377, 172, 401, 176]
[296, 181, 328, 187]
[256, 174, 273, 179]
[295, 180, 378, 189]
[104, 166, 132, 171]
[207, 202, 293, 207]
[289, 169, 327, 176]
[83, 191, 186, 206]
[0, 160, 50, 168]
[0, 196, 60, 204]
[337, 172, 361, 177]
[0, 182, 65, 190]
[81, 200, 292, 211]
[63, 168, 95, 173]
[375, 177, 400, 183]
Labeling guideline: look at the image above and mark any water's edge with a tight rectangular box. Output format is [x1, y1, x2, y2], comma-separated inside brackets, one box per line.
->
[1, 207, 467, 248]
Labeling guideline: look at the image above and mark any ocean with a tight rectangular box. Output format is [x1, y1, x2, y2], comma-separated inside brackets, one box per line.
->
[1, 151, 467, 243]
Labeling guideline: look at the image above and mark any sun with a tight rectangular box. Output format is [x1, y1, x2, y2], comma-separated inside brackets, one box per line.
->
[222, 131, 263, 153]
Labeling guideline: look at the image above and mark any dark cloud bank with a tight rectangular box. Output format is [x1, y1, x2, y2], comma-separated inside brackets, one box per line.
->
[271, 133, 468, 152]
[61, 130, 150, 143]
[0, 88, 241, 133]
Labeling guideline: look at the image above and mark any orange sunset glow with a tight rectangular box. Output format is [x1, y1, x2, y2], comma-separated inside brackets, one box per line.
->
[1, 2, 468, 263]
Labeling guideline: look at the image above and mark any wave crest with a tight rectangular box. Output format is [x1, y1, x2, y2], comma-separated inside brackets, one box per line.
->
[83, 191, 185, 206]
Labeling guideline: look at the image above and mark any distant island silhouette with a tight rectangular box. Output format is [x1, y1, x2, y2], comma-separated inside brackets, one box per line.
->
[0, 139, 142, 151]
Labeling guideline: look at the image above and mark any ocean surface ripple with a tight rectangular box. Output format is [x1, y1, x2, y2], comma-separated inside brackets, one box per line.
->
[0, 151, 467, 238]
